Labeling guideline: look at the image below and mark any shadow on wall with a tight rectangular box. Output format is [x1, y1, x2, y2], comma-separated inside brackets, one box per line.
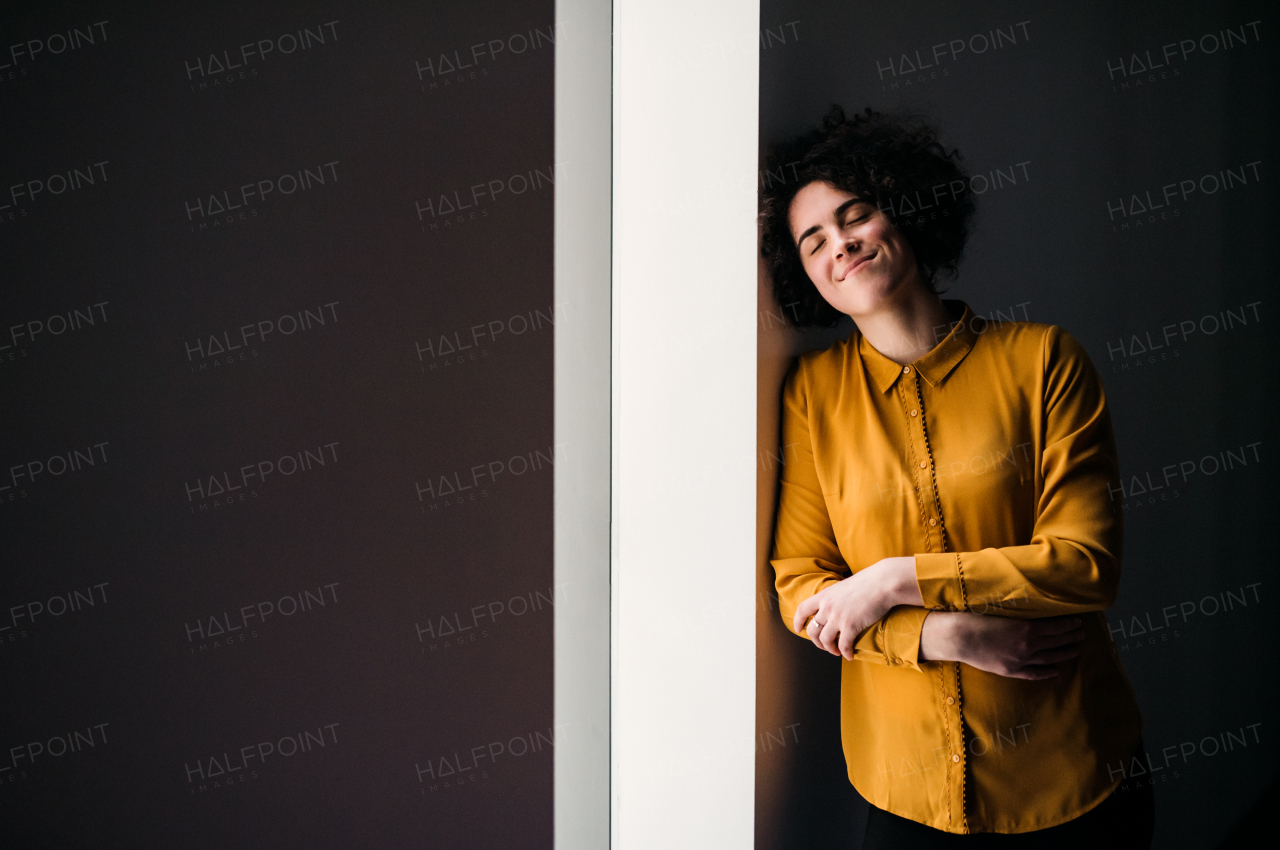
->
[755, 245, 867, 850]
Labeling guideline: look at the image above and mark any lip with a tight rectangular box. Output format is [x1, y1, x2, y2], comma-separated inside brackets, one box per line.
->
[837, 250, 877, 281]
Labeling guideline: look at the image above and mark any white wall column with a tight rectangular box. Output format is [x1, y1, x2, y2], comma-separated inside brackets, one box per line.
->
[612, 1, 760, 847]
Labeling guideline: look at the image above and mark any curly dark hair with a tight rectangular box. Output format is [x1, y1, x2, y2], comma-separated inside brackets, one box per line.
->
[760, 106, 975, 328]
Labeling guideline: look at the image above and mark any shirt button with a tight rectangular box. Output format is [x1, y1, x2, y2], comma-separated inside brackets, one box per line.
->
[929, 518, 937, 527]
[910, 409, 918, 417]
[952, 754, 961, 763]
[919, 460, 928, 469]
[946, 696, 955, 705]
[902, 365, 911, 374]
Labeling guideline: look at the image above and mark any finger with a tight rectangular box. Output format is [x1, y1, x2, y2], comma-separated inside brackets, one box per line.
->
[1004, 664, 1060, 681]
[794, 596, 821, 633]
[1030, 625, 1086, 651]
[1030, 616, 1083, 636]
[838, 629, 855, 661]
[1027, 644, 1083, 665]
[819, 621, 841, 656]
[807, 618, 829, 653]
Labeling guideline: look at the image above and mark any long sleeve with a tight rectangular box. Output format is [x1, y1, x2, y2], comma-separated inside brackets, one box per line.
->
[914, 327, 1123, 618]
[771, 358, 931, 669]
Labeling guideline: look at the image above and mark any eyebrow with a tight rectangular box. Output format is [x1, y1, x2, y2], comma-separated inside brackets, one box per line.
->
[795, 197, 864, 249]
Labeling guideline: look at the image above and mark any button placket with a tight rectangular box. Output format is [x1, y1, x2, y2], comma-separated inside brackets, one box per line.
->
[900, 369, 943, 553]
[910, 368, 967, 832]
[912, 376, 956, 593]
[897, 372, 938, 555]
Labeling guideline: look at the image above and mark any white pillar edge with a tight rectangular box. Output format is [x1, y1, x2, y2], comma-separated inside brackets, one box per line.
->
[554, 1, 613, 848]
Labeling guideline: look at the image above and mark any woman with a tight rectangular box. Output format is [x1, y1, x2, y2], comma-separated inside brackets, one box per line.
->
[762, 107, 1150, 847]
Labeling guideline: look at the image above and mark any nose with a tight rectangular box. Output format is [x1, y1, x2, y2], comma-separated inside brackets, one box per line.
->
[831, 233, 857, 260]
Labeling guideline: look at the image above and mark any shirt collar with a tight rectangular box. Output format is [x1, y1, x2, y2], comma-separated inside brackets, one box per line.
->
[858, 300, 980, 393]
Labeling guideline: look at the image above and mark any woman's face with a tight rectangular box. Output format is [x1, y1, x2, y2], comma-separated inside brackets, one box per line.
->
[787, 181, 922, 319]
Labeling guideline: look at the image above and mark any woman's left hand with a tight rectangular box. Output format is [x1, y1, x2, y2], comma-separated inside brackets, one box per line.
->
[794, 556, 924, 659]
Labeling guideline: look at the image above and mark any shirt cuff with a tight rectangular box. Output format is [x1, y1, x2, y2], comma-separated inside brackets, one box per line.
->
[914, 552, 967, 611]
[879, 606, 931, 671]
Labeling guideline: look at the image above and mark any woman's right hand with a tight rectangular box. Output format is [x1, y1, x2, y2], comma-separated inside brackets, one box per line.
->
[919, 611, 1086, 680]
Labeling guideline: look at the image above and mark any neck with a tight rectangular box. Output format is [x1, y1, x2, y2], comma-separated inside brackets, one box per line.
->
[852, 283, 954, 365]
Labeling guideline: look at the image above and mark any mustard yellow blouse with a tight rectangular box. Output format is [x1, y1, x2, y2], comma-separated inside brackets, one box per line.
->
[771, 300, 1143, 834]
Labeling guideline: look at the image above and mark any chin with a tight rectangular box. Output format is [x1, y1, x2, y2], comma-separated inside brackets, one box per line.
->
[836, 282, 895, 316]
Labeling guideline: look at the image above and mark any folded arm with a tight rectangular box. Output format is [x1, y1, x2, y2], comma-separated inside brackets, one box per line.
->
[771, 361, 931, 670]
[914, 327, 1124, 618]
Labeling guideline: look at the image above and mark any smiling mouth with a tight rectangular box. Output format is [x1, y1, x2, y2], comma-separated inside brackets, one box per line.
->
[839, 251, 877, 280]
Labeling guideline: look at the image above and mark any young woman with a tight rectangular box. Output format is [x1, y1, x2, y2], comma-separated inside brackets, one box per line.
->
[762, 107, 1151, 848]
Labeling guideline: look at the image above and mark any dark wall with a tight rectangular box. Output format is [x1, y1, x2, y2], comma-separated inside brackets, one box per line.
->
[1, 2, 556, 847]
[757, 2, 1277, 848]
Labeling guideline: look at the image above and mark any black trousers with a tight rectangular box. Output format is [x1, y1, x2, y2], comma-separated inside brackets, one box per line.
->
[863, 780, 1155, 850]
